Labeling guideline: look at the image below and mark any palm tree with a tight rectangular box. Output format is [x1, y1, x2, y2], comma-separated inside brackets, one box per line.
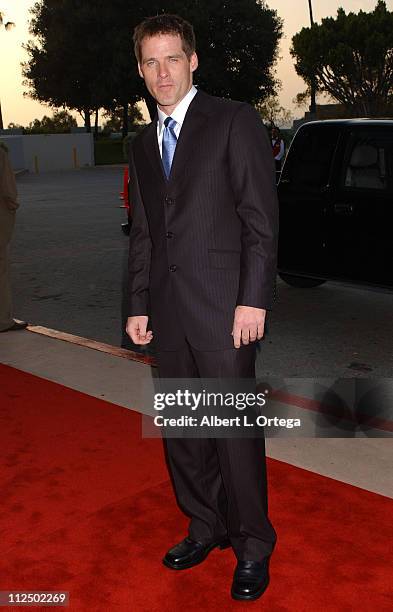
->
[0, 11, 16, 130]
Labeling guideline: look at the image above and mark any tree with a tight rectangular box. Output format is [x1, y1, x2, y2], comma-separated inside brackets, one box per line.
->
[147, 0, 283, 105]
[7, 122, 24, 130]
[0, 10, 16, 129]
[256, 95, 293, 127]
[291, 1, 393, 117]
[105, 0, 284, 120]
[24, 110, 77, 133]
[23, 1, 283, 130]
[102, 104, 145, 133]
[292, 86, 328, 110]
[23, 1, 130, 132]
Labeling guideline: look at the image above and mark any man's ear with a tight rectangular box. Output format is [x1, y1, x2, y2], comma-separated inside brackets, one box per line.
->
[138, 63, 144, 79]
[190, 52, 198, 73]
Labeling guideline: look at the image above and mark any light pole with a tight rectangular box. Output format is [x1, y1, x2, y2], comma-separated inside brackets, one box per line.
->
[308, 0, 317, 115]
[308, 0, 314, 24]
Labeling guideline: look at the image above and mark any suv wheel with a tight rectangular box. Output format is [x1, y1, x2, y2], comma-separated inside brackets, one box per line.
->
[279, 273, 326, 288]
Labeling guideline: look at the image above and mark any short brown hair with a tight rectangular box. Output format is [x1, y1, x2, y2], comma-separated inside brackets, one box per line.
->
[133, 14, 196, 64]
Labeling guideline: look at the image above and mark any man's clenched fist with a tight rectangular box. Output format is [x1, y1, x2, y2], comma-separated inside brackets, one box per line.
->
[126, 316, 153, 345]
[232, 306, 266, 349]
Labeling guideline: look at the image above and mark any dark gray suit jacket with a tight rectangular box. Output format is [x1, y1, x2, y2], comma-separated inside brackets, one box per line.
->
[128, 90, 279, 351]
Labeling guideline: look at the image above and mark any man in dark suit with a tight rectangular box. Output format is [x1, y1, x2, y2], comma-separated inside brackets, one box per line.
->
[126, 14, 278, 601]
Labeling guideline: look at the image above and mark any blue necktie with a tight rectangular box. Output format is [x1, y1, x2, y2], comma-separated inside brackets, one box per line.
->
[162, 117, 177, 179]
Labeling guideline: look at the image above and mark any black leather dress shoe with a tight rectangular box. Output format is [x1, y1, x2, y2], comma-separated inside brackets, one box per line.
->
[163, 536, 230, 570]
[231, 558, 270, 601]
[0, 320, 28, 333]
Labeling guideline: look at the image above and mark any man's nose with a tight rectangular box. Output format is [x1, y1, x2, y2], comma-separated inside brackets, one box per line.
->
[158, 62, 169, 79]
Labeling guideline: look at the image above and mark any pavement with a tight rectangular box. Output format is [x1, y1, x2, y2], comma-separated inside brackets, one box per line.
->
[11, 166, 393, 376]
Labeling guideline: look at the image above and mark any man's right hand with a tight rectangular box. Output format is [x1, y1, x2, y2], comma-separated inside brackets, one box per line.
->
[126, 316, 153, 345]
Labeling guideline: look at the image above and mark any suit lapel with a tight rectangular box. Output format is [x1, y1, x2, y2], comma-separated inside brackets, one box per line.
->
[142, 116, 166, 184]
[169, 93, 208, 183]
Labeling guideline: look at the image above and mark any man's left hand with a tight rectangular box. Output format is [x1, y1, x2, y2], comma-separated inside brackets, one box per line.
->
[232, 306, 266, 349]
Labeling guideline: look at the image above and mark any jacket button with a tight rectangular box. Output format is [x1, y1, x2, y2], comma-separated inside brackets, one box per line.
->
[165, 197, 175, 205]
[166, 231, 174, 239]
[169, 265, 177, 272]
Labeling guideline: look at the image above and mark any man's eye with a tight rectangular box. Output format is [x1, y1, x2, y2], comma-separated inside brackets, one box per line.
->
[169, 58, 178, 62]
[146, 61, 155, 67]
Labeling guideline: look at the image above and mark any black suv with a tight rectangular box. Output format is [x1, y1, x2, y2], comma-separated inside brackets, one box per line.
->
[277, 119, 393, 290]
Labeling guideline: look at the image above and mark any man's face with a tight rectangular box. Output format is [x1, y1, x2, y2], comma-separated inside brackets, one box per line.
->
[138, 33, 198, 115]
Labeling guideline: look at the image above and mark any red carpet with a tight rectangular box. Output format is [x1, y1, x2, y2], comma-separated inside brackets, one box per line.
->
[0, 363, 392, 611]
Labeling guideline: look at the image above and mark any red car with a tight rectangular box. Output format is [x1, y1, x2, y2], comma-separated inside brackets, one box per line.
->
[120, 167, 132, 235]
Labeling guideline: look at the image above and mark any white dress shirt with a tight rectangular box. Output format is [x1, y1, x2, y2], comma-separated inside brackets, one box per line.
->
[157, 85, 198, 157]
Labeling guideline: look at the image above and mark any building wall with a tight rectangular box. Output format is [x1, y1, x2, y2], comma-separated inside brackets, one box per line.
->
[0, 133, 94, 172]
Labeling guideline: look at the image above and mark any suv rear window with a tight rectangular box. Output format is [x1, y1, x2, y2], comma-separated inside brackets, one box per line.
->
[281, 126, 339, 191]
[342, 131, 393, 192]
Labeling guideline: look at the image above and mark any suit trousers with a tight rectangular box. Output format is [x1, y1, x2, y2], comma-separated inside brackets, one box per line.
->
[156, 341, 277, 561]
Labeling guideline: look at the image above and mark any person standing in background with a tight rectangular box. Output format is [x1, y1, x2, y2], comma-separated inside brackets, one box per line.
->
[271, 126, 285, 171]
[0, 143, 27, 333]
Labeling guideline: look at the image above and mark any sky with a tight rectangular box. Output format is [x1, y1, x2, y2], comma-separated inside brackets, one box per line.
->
[0, 0, 391, 127]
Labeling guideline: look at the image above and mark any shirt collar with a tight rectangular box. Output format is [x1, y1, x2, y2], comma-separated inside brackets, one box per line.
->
[157, 85, 198, 134]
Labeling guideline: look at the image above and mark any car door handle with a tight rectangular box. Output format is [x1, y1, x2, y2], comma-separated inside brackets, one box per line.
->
[334, 203, 354, 215]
